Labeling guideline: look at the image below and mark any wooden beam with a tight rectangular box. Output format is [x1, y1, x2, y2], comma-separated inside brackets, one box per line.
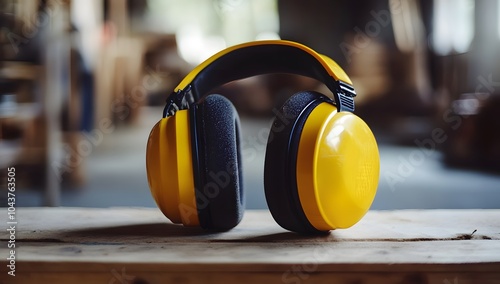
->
[0, 208, 499, 283]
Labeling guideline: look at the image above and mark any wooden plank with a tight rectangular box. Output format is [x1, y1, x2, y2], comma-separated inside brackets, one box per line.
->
[3, 208, 500, 242]
[0, 208, 499, 284]
[9, 241, 500, 266]
[5, 270, 500, 284]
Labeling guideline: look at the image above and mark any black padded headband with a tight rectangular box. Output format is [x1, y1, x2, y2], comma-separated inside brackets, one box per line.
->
[164, 41, 356, 117]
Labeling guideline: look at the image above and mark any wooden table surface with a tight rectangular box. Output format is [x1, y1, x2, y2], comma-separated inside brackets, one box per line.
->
[1, 208, 499, 284]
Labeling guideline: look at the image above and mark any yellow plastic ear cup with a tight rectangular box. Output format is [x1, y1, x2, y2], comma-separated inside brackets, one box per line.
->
[146, 110, 199, 226]
[296, 103, 379, 231]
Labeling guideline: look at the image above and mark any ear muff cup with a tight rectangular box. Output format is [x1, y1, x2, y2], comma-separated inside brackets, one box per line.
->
[265, 91, 380, 234]
[191, 94, 244, 230]
[264, 91, 329, 234]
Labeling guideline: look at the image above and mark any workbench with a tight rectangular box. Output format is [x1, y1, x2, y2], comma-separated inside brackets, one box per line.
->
[1, 208, 499, 283]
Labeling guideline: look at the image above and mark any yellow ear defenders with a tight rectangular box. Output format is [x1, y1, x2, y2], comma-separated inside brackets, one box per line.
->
[146, 40, 380, 234]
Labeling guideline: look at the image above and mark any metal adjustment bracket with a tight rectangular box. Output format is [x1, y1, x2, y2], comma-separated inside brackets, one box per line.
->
[163, 85, 194, 117]
[336, 81, 357, 112]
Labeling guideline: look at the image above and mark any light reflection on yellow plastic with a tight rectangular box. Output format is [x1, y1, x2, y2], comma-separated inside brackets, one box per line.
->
[174, 40, 353, 92]
[296, 103, 379, 231]
[146, 110, 199, 226]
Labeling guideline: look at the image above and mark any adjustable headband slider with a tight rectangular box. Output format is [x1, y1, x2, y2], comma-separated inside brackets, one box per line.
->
[339, 81, 356, 97]
[163, 85, 194, 117]
[335, 81, 356, 112]
[337, 93, 355, 112]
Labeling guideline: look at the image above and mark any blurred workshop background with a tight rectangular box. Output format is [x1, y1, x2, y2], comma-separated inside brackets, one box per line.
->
[1, 0, 499, 209]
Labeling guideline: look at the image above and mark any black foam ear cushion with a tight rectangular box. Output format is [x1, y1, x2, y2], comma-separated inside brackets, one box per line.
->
[264, 91, 331, 234]
[190, 94, 244, 230]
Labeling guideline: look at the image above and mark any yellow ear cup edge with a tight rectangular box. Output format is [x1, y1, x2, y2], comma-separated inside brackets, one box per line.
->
[146, 111, 199, 226]
[296, 103, 380, 231]
[173, 111, 200, 226]
[296, 103, 337, 231]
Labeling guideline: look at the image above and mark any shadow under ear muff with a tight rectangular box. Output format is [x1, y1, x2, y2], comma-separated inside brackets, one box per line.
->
[146, 40, 380, 234]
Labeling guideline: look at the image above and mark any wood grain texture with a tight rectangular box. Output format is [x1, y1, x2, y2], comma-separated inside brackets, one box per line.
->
[1, 208, 499, 284]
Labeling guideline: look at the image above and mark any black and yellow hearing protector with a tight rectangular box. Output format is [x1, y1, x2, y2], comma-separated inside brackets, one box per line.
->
[146, 40, 380, 234]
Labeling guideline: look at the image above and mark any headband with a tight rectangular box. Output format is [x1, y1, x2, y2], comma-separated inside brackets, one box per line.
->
[163, 40, 356, 117]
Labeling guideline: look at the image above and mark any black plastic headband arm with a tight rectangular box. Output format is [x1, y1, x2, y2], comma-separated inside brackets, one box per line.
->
[163, 44, 356, 117]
